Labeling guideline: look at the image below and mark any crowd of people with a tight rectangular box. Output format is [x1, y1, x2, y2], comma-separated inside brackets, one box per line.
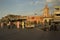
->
[0, 22, 59, 31]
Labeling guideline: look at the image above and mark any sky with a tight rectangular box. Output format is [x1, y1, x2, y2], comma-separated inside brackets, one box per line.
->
[0, 0, 60, 18]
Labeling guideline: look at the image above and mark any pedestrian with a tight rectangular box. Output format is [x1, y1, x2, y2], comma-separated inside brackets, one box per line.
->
[50, 24, 54, 31]
[54, 24, 58, 31]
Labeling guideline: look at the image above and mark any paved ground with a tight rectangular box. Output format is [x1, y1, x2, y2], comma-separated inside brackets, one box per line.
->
[0, 28, 60, 40]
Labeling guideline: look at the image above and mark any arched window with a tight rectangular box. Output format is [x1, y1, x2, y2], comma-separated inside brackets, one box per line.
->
[45, 20, 47, 23]
[49, 19, 51, 25]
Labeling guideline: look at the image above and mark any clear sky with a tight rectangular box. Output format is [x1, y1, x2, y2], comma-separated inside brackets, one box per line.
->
[0, 0, 60, 18]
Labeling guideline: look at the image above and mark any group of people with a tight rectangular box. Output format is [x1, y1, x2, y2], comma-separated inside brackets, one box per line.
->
[0, 23, 16, 29]
[43, 24, 58, 31]
[0, 21, 59, 32]
[50, 24, 58, 31]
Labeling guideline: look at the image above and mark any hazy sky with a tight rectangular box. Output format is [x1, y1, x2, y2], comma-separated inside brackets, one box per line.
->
[0, 0, 60, 18]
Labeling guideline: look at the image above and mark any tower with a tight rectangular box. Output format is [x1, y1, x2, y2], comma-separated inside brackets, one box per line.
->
[43, 4, 50, 17]
[43, 4, 52, 23]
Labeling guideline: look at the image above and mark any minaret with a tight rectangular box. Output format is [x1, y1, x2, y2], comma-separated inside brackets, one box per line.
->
[43, 4, 50, 17]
